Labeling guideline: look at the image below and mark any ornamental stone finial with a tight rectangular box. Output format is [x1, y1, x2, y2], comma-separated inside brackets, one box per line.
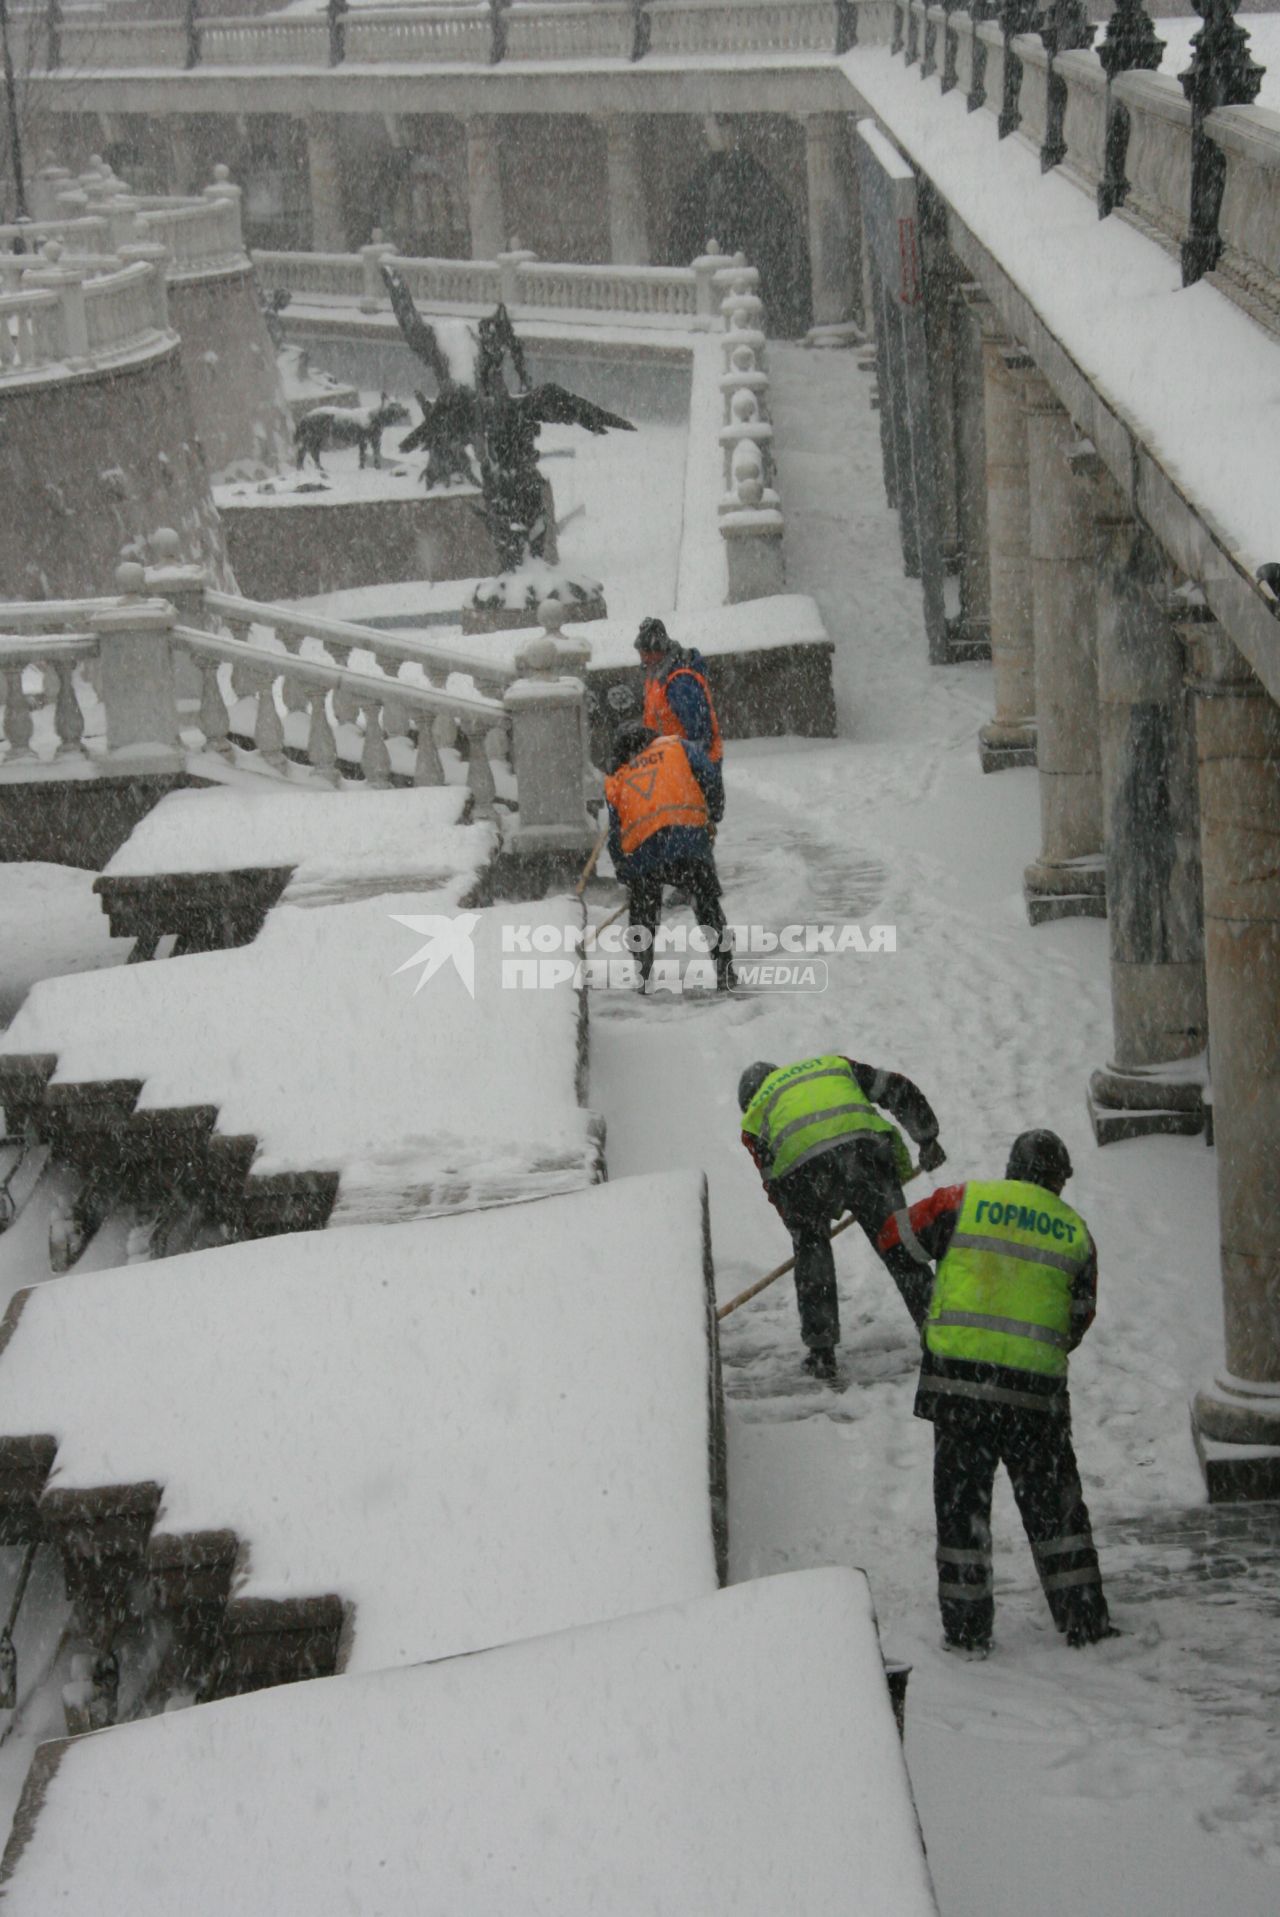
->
[1097, 0, 1164, 81]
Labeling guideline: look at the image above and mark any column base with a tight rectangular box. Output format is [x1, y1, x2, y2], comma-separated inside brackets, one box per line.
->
[1087, 1063, 1207, 1146]
[1023, 856, 1106, 925]
[1192, 1376, 1280, 1501]
[944, 618, 991, 664]
[978, 719, 1036, 773]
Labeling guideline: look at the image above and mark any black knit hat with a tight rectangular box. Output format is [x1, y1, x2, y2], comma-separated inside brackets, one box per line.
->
[635, 616, 674, 656]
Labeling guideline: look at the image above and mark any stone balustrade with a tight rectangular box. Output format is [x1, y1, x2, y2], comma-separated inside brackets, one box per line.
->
[908, 10, 1280, 331]
[254, 242, 726, 326]
[0, 248, 171, 385]
[0, 561, 600, 844]
[716, 263, 785, 600]
[30, 0, 872, 72]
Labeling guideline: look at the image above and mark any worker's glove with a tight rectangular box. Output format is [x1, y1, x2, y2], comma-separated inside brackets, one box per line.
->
[917, 1137, 947, 1174]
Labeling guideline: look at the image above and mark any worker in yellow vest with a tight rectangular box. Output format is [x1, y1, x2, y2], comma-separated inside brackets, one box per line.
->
[878, 1129, 1116, 1655]
[739, 1053, 946, 1379]
[604, 722, 734, 991]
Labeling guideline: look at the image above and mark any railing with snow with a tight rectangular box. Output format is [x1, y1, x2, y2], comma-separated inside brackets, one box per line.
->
[26, 0, 870, 71]
[898, 4, 1280, 321]
[0, 553, 594, 842]
[713, 260, 785, 601]
[0, 248, 172, 384]
[252, 239, 734, 327]
[7, 164, 250, 291]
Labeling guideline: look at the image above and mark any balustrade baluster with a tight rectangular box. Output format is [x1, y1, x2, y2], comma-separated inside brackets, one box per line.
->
[252, 672, 288, 769]
[463, 718, 499, 819]
[226, 617, 256, 698]
[413, 718, 446, 786]
[1, 667, 34, 758]
[306, 688, 341, 784]
[279, 632, 309, 712]
[52, 660, 85, 754]
[360, 701, 393, 788]
[326, 641, 361, 725]
[197, 657, 232, 755]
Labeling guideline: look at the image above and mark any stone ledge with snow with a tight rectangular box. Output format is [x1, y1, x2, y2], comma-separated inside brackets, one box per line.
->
[0, 892, 600, 1234]
[94, 786, 500, 951]
[0, 1173, 724, 1703]
[0, 1569, 936, 1917]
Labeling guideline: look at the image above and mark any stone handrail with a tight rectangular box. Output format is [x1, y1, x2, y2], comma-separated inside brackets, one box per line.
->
[201, 589, 518, 701]
[0, 288, 65, 372]
[0, 634, 98, 762]
[646, 0, 839, 57]
[137, 197, 249, 279]
[173, 623, 510, 807]
[200, 16, 331, 66]
[503, 2, 634, 63]
[55, 20, 190, 68]
[81, 260, 169, 357]
[253, 242, 732, 327]
[904, 8, 1280, 330]
[31, 0, 863, 71]
[344, 6, 492, 65]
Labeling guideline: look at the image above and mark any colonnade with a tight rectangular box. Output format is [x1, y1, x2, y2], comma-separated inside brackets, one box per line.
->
[873, 204, 1280, 1498]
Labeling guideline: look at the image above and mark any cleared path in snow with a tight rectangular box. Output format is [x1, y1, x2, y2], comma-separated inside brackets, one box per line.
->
[589, 342, 1280, 1907]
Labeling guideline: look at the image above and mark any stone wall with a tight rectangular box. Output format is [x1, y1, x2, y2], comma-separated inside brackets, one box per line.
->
[0, 345, 232, 600]
[167, 267, 294, 480]
[216, 490, 500, 600]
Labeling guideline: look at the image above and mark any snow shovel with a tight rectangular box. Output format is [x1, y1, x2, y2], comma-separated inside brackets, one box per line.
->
[581, 902, 628, 948]
[575, 823, 610, 897]
[0, 1542, 39, 1711]
[716, 1163, 923, 1323]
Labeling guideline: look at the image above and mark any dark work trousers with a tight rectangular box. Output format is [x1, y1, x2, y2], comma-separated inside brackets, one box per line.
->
[627, 856, 732, 983]
[770, 1136, 907, 1351]
[932, 1400, 1111, 1649]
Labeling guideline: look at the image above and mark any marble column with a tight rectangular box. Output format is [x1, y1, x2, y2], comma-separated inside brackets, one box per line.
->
[949, 287, 991, 660]
[804, 113, 853, 327]
[1022, 389, 1105, 922]
[977, 338, 1036, 770]
[604, 117, 650, 265]
[1087, 512, 1207, 1142]
[465, 116, 506, 260]
[1183, 620, 1280, 1498]
[305, 117, 347, 252]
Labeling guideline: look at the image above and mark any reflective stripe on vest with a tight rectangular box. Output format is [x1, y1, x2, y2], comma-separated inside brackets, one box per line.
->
[741, 1055, 910, 1183]
[604, 735, 708, 857]
[924, 1180, 1090, 1380]
[644, 663, 724, 763]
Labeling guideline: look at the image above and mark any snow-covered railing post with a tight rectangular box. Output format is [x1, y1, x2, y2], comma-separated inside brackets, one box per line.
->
[359, 231, 396, 312]
[498, 238, 537, 307]
[692, 240, 724, 331]
[24, 241, 90, 364]
[503, 610, 596, 862]
[90, 564, 182, 762]
[144, 528, 211, 704]
[1179, 0, 1264, 286]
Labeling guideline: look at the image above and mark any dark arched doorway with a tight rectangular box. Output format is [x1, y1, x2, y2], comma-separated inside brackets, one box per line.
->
[668, 146, 811, 337]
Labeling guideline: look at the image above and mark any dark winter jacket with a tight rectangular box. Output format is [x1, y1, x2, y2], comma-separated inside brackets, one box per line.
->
[648, 648, 718, 755]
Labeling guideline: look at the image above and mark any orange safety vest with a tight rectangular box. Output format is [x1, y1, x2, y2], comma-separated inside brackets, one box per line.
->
[643, 661, 724, 763]
[605, 735, 710, 857]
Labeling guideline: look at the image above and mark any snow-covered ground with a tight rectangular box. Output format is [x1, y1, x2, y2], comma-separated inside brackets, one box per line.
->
[2, 334, 1279, 1909]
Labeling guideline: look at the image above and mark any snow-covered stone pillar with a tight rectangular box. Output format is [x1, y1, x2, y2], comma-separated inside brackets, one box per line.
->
[604, 117, 650, 266]
[91, 564, 182, 763]
[466, 117, 506, 262]
[1183, 620, 1280, 1499]
[950, 285, 990, 659]
[1022, 384, 1105, 922]
[504, 625, 596, 866]
[1087, 514, 1207, 1143]
[306, 118, 347, 251]
[804, 114, 853, 327]
[977, 337, 1036, 770]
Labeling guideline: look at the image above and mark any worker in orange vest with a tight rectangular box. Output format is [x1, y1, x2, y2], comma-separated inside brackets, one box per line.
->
[604, 722, 735, 991]
[635, 617, 724, 766]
